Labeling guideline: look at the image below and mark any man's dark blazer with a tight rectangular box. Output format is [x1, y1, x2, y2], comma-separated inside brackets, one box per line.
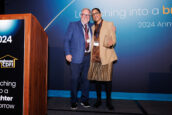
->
[64, 20, 92, 64]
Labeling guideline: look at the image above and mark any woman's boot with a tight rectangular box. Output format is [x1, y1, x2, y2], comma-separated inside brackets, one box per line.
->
[94, 82, 102, 108]
[105, 82, 114, 110]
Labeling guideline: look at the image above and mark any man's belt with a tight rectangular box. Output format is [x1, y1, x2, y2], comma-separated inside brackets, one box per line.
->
[84, 52, 90, 56]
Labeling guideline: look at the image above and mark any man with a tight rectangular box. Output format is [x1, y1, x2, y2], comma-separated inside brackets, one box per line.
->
[64, 8, 92, 110]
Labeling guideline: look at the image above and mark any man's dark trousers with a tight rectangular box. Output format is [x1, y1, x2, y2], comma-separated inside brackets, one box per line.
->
[70, 54, 90, 104]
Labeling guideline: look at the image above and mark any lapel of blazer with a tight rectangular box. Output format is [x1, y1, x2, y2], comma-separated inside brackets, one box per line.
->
[78, 21, 84, 40]
[99, 20, 106, 39]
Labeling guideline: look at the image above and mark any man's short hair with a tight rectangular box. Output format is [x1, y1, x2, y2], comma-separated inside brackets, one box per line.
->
[81, 8, 91, 14]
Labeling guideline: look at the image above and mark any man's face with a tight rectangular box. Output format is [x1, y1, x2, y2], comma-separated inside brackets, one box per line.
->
[92, 10, 101, 23]
[81, 9, 90, 24]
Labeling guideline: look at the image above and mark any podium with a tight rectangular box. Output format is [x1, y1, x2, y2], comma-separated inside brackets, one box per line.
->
[0, 14, 48, 115]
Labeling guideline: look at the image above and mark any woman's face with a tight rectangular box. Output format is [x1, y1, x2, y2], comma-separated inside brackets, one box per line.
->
[92, 9, 102, 23]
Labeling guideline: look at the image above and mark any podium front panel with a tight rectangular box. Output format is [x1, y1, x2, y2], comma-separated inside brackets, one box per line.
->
[0, 19, 25, 115]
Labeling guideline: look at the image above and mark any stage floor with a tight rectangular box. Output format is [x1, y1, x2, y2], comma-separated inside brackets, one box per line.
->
[48, 97, 172, 115]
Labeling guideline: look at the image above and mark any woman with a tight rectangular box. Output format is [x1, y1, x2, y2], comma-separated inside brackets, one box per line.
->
[88, 8, 117, 110]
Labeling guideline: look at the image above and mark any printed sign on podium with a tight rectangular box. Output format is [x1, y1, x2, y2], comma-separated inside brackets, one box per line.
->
[0, 19, 24, 115]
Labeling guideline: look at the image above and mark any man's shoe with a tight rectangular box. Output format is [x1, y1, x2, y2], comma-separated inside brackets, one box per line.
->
[93, 101, 102, 108]
[106, 103, 114, 110]
[71, 103, 77, 110]
[80, 101, 91, 108]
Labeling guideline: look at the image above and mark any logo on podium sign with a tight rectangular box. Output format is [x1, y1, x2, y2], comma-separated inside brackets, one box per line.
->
[0, 55, 18, 68]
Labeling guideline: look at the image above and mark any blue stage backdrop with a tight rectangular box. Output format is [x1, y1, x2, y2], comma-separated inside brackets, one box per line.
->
[5, 0, 172, 93]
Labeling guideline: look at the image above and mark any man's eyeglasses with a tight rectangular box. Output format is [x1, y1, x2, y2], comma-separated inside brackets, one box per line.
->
[81, 13, 90, 17]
